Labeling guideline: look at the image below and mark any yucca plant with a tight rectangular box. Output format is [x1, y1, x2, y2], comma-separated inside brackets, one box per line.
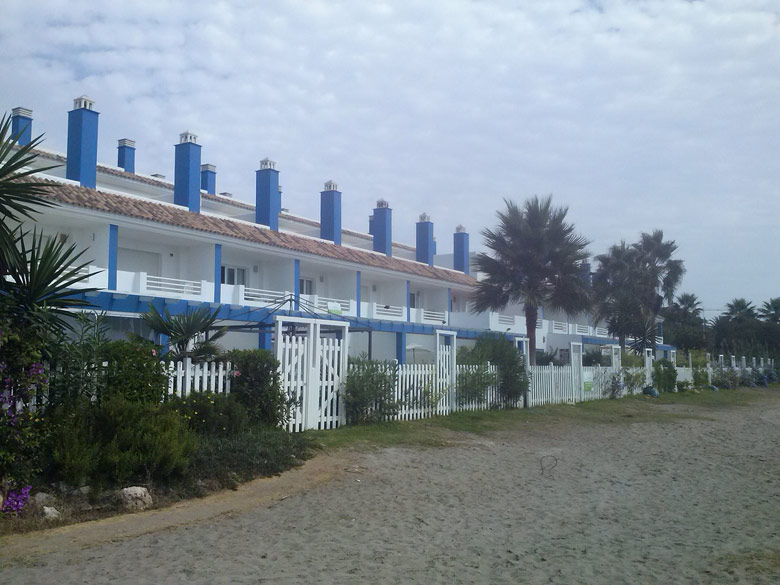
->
[142, 304, 227, 362]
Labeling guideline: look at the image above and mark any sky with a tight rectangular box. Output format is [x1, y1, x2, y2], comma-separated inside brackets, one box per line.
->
[1, 0, 778, 317]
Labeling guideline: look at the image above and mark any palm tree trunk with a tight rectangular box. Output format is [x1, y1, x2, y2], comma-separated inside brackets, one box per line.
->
[525, 305, 538, 366]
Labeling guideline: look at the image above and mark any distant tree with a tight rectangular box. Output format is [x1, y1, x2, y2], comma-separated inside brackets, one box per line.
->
[471, 196, 590, 366]
[724, 298, 757, 321]
[759, 298, 780, 325]
[593, 230, 685, 350]
[661, 292, 706, 351]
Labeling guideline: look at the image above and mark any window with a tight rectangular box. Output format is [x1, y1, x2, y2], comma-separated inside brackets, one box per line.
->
[220, 265, 246, 286]
[409, 292, 418, 308]
[299, 278, 314, 295]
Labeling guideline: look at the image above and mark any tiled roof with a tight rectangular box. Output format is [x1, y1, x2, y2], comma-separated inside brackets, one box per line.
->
[37, 179, 477, 286]
[31, 148, 418, 251]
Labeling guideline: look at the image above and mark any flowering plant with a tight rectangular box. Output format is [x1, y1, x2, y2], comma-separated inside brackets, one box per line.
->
[1, 484, 31, 515]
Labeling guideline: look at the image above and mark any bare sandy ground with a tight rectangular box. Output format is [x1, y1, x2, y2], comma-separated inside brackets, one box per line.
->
[2, 391, 779, 584]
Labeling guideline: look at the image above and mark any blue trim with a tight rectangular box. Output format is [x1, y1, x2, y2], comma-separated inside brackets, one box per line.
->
[256, 167, 281, 230]
[356, 271, 361, 318]
[66, 106, 99, 189]
[11, 114, 32, 146]
[581, 336, 619, 346]
[320, 188, 342, 245]
[108, 224, 118, 290]
[174, 141, 202, 212]
[447, 287, 452, 313]
[117, 144, 135, 173]
[201, 167, 216, 195]
[416, 220, 434, 265]
[406, 280, 411, 322]
[293, 259, 300, 311]
[213, 244, 222, 303]
[159, 333, 170, 355]
[372, 206, 392, 256]
[453, 231, 469, 274]
[259, 331, 272, 349]
[396, 331, 407, 364]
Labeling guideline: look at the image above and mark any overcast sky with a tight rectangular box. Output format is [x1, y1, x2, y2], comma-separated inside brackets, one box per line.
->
[1, 0, 778, 316]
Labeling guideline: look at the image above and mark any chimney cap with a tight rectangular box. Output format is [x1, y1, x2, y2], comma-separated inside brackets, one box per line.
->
[179, 131, 198, 144]
[259, 158, 276, 170]
[218, 191, 233, 198]
[201, 163, 216, 172]
[151, 173, 166, 179]
[118, 138, 135, 148]
[419, 212, 430, 222]
[12, 107, 32, 118]
[376, 198, 389, 208]
[456, 224, 467, 233]
[324, 180, 338, 191]
[73, 95, 95, 110]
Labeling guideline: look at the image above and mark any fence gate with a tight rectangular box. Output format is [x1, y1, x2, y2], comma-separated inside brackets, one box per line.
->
[570, 342, 584, 400]
[274, 316, 349, 432]
[435, 330, 457, 414]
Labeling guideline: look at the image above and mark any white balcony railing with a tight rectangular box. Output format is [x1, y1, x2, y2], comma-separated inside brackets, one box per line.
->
[374, 304, 405, 320]
[552, 321, 567, 333]
[244, 286, 288, 305]
[575, 324, 589, 335]
[421, 309, 447, 324]
[145, 275, 202, 296]
[316, 295, 351, 315]
[497, 314, 515, 326]
[595, 327, 609, 337]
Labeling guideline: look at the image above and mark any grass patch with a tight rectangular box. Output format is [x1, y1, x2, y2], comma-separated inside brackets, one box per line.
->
[307, 387, 779, 452]
[716, 549, 780, 578]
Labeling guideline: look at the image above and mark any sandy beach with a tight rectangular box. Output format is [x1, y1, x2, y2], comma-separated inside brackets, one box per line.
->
[2, 390, 779, 584]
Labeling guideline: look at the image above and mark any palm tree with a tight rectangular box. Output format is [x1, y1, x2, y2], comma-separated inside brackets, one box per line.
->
[0, 112, 57, 274]
[724, 298, 757, 321]
[676, 293, 702, 320]
[142, 304, 227, 362]
[472, 196, 590, 366]
[593, 242, 645, 349]
[759, 298, 780, 324]
[632, 230, 685, 306]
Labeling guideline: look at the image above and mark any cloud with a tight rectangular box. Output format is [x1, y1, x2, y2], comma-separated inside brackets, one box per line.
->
[1, 0, 778, 311]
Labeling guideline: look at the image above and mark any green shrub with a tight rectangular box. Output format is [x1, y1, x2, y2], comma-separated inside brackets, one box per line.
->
[101, 340, 167, 403]
[621, 367, 646, 395]
[583, 349, 609, 367]
[711, 367, 739, 390]
[652, 359, 677, 393]
[456, 364, 497, 406]
[692, 367, 709, 388]
[460, 334, 528, 407]
[676, 381, 692, 392]
[343, 358, 400, 424]
[226, 349, 291, 426]
[621, 350, 644, 368]
[188, 427, 312, 488]
[47, 397, 196, 488]
[165, 392, 248, 436]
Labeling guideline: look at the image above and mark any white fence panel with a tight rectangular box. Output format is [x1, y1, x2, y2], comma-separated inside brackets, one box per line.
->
[166, 359, 231, 398]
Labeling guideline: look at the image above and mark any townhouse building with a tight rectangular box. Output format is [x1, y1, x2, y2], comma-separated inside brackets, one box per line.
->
[9, 97, 669, 363]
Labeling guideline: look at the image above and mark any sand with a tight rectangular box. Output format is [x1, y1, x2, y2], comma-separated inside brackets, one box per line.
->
[2, 390, 779, 584]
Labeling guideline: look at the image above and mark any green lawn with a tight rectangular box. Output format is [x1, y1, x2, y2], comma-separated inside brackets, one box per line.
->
[306, 386, 777, 452]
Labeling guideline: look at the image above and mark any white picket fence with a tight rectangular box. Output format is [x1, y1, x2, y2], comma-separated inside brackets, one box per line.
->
[165, 359, 232, 397]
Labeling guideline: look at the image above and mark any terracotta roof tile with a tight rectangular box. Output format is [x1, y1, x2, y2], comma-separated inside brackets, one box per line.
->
[37, 179, 477, 286]
[31, 148, 418, 251]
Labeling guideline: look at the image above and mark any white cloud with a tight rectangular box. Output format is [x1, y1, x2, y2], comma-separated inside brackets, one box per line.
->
[1, 0, 779, 311]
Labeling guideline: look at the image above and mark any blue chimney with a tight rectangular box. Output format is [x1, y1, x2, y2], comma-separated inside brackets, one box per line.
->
[416, 213, 434, 266]
[256, 158, 281, 230]
[372, 199, 392, 256]
[453, 224, 469, 274]
[11, 107, 33, 146]
[201, 164, 216, 195]
[66, 96, 99, 189]
[174, 131, 201, 213]
[320, 180, 342, 245]
[117, 139, 135, 173]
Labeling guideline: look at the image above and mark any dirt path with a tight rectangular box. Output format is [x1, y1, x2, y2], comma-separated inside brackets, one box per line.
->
[2, 391, 780, 584]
